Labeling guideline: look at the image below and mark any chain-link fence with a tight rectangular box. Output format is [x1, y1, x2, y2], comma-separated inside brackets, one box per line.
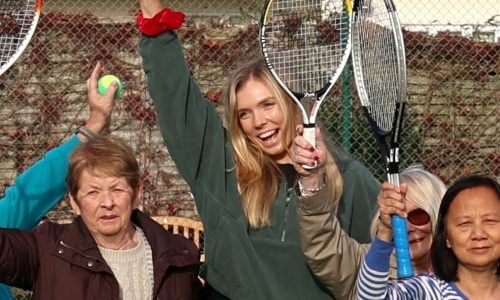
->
[1, 0, 499, 226]
[1, 0, 498, 299]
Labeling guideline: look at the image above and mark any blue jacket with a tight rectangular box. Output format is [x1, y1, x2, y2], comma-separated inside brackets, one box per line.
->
[0, 136, 80, 299]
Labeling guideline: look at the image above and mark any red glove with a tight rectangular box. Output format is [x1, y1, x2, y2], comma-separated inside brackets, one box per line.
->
[137, 8, 185, 36]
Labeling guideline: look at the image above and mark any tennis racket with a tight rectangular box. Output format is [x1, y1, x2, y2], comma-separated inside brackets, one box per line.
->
[0, 0, 42, 76]
[351, 0, 412, 277]
[259, 0, 352, 168]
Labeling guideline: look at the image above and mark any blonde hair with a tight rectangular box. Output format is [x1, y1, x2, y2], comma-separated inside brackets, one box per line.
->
[370, 166, 447, 237]
[224, 59, 343, 228]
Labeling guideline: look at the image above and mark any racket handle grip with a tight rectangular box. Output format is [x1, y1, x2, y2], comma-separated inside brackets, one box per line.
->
[303, 125, 316, 148]
[392, 215, 414, 278]
[302, 126, 317, 170]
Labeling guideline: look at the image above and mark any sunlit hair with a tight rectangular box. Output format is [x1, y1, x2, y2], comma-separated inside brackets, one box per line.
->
[224, 58, 343, 228]
[370, 165, 447, 237]
[67, 136, 141, 202]
[431, 174, 500, 281]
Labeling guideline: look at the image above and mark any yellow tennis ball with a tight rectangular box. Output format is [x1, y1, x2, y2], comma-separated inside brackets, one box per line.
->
[97, 74, 123, 98]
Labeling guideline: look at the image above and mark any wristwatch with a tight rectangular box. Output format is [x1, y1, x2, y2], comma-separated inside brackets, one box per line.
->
[75, 126, 99, 140]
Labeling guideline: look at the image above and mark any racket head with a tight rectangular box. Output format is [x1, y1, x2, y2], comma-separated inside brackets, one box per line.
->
[259, 0, 353, 125]
[0, 0, 42, 76]
[351, 0, 407, 161]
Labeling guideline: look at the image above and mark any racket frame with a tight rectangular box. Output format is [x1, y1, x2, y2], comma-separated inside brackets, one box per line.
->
[0, 0, 43, 76]
[259, 0, 353, 153]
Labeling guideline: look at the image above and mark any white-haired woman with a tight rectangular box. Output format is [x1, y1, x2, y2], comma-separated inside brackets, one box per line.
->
[295, 165, 447, 299]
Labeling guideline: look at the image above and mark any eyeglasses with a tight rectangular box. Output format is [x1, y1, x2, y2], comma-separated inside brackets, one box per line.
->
[407, 208, 431, 226]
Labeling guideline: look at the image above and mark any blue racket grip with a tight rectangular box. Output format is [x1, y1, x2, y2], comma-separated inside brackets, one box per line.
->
[392, 214, 413, 278]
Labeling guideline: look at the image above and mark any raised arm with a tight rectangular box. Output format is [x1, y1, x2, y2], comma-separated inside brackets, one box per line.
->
[294, 127, 371, 299]
[356, 183, 413, 299]
[138, 2, 235, 217]
[139, 0, 163, 18]
[297, 187, 369, 299]
[356, 237, 395, 299]
[0, 62, 115, 229]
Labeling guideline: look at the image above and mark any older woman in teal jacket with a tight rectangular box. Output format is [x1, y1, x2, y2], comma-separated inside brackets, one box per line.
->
[0, 62, 115, 299]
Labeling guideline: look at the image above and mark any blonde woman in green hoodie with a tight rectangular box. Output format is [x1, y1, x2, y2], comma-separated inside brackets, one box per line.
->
[138, 1, 380, 298]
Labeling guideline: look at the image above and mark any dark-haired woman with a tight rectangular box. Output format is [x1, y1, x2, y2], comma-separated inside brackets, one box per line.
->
[356, 174, 500, 299]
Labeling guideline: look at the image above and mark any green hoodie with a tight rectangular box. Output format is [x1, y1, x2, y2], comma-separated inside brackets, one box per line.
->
[140, 31, 379, 299]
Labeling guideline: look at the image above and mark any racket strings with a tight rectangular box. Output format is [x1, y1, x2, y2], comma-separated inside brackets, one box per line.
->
[1, 0, 37, 70]
[262, 0, 350, 94]
[354, 0, 401, 131]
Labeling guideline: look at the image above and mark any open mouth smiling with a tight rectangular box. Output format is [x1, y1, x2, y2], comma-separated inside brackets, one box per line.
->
[258, 129, 277, 140]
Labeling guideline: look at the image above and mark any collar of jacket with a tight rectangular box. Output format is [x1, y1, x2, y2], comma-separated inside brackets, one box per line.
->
[52, 210, 200, 295]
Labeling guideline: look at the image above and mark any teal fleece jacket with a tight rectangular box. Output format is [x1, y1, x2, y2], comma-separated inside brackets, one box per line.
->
[0, 136, 80, 299]
[140, 31, 379, 299]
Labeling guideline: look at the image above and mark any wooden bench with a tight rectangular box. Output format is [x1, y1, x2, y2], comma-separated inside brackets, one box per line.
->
[152, 216, 205, 262]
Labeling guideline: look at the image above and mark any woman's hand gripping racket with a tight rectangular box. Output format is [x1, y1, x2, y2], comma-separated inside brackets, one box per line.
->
[0, 0, 42, 76]
[259, 0, 352, 169]
[351, 0, 413, 277]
